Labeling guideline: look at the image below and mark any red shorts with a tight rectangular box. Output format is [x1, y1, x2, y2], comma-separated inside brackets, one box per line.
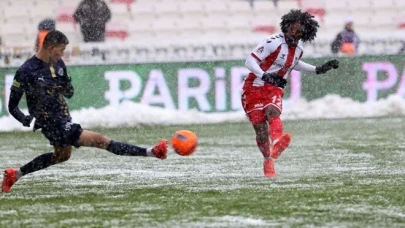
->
[241, 84, 284, 125]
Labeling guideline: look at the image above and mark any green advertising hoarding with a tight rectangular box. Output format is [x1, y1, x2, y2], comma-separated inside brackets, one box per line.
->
[1, 55, 405, 117]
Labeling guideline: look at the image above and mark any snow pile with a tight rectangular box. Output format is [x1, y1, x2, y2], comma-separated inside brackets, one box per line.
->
[1, 94, 405, 132]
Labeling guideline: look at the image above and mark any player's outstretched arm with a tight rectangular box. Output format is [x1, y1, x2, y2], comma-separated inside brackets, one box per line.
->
[294, 60, 340, 74]
[294, 60, 316, 72]
[8, 88, 32, 127]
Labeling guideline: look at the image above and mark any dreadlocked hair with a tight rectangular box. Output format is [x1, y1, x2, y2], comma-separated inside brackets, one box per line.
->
[280, 9, 319, 43]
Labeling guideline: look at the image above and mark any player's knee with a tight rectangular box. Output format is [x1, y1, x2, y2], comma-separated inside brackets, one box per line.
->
[266, 107, 281, 119]
[53, 147, 72, 163]
[60, 153, 71, 162]
[54, 152, 71, 163]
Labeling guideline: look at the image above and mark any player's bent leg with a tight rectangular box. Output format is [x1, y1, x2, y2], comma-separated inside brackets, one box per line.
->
[19, 147, 71, 175]
[269, 116, 283, 141]
[250, 112, 277, 177]
[2, 146, 72, 193]
[264, 106, 291, 160]
[265, 106, 283, 142]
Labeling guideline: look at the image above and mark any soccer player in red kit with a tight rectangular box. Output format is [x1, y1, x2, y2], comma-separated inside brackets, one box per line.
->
[242, 10, 339, 177]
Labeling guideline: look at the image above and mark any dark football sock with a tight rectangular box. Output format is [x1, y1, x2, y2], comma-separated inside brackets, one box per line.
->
[106, 140, 147, 156]
[20, 152, 56, 176]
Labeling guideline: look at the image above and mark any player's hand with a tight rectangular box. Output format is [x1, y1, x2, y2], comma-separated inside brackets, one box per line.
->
[22, 115, 33, 127]
[315, 60, 339, 74]
[261, 72, 287, 88]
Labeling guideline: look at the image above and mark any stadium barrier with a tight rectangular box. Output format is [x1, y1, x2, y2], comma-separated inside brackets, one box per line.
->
[1, 55, 405, 117]
[0, 39, 403, 68]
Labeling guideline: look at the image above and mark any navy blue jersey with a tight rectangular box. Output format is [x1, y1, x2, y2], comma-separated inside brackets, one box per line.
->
[8, 55, 74, 128]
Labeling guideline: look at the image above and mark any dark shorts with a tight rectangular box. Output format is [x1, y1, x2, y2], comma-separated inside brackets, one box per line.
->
[41, 120, 83, 148]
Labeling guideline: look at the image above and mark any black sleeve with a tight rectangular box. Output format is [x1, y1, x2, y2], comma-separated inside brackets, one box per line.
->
[8, 72, 29, 123]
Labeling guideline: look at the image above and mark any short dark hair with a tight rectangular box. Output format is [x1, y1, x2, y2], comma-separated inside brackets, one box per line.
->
[42, 30, 69, 48]
[280, 9, 319, 43]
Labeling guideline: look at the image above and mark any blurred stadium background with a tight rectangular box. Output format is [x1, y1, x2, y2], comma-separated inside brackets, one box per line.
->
[0, 0, 404, 67]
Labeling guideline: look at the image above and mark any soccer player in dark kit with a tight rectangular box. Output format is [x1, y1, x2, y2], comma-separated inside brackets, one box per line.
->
[2, 30, 168, 193]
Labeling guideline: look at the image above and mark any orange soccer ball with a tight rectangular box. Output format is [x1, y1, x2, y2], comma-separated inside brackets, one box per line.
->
[171, 130, 198, 156]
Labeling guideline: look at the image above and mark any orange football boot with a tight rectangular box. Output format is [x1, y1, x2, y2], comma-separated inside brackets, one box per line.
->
[2, 168, 19, 193]
[153, 139, 168, 160]
[263, 159, 276, 178]
[270, 133, 291, 160]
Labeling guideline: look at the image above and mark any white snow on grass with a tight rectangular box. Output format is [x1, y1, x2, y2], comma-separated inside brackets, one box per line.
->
[1, 116, 405, 227]
[173, 216, 272, 227]
[1, 135, 401, 198]
[2, 94, 405, 132]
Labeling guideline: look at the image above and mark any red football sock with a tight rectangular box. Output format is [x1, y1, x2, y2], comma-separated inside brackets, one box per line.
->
[256, 138, 271, 158]
[269, 116, 283, 141]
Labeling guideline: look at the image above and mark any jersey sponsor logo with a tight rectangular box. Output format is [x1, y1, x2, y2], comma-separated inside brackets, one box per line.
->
[273, 62, 284, 68]
[272, 62, 292, 72]
[12, 80, 20, 88]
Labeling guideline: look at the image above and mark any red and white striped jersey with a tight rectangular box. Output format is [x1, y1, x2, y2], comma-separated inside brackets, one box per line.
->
[244, 33, 305, 87]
